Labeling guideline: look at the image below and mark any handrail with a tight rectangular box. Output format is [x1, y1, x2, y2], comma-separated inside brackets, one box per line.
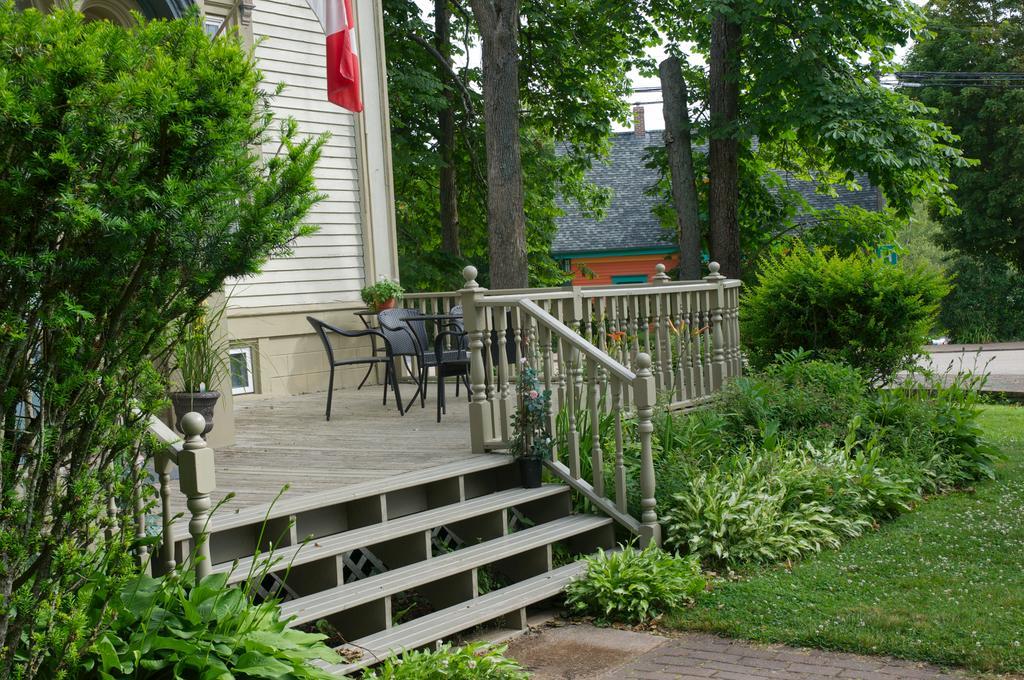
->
[517, 299, 636, 383]
[544, 460, 641, 534]
[147, 414, 182, 465]
[580, 280, 720, 297]
[479, 291, 576, 305]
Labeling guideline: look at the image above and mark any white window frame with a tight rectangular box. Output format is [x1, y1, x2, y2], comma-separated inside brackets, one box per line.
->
[229, 346, 255, 395]
[203, 17, 224, 37]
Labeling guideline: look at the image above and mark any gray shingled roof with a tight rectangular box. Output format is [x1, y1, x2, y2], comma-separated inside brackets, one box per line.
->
[553, 131, 882, 256]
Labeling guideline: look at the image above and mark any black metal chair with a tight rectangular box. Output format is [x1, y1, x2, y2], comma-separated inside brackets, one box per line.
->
[378, 307, 471, 415]
[434, 305, 471, 422]
[376, 308, 427, 412]
[306, 316, 402, 420]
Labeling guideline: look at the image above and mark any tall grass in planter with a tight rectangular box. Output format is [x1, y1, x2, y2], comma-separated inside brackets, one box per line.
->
[170, 302, 229, 434]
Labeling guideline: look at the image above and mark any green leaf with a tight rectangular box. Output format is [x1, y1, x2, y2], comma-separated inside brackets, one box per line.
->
[232, 651, 295, 678]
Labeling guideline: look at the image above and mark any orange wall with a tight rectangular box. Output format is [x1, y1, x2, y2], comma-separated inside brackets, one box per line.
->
[564, 252, 679, 286]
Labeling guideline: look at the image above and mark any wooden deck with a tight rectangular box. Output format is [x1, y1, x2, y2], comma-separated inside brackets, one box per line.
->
[203, 384, 477, 511]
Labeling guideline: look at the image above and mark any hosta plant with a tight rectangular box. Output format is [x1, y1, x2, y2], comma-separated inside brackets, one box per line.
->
[77, 571, 340, 679]
[565, 544, 705, 625]
[661, 441, 917, 567]
[361, 642, 528, 679]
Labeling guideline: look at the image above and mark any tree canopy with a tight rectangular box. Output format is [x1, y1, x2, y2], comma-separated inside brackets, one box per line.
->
[905, 0, 1024, 271]
[645, 0, 970, 275]
[383, 0, 654, 290]
[386, 0, 972, 287]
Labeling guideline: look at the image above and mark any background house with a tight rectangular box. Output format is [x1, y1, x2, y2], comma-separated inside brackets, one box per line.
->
[555, 107, 885, 286]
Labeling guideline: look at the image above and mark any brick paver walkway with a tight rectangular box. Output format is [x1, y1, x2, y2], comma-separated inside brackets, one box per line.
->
[607, 633, 964, 680]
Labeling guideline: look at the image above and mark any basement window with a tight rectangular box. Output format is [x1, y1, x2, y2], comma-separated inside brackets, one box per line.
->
[229, 346, 255, 395]
[203, 17, 224, 37]
[611, 274, 648, 285]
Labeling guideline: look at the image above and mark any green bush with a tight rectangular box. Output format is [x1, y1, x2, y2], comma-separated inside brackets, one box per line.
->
[564, 544, 705, 624]
[361, 642, 528, 679]
[742, 245, 948, 381]
[61, 571, 340, 679]
[0, 5, 322, 674]
[859, 370, 999, 492]
[661, 441, 916, 567]
[939, 255, 1024, 343]
[716, 351, 868, 448]
[800, 205, 901, 257]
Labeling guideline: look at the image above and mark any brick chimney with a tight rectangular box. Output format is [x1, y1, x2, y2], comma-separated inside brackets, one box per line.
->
[633, 104, 646, 137]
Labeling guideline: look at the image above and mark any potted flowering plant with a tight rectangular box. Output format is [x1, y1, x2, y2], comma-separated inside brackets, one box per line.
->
[509, 363, 553, 488]
[169, 304, 228, 435]
[360, 277, 404, 312]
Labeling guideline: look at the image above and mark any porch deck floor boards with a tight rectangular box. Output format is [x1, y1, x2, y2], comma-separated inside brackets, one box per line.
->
[188, 385, 476, 512]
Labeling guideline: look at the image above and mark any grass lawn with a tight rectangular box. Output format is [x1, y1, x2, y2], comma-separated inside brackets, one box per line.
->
[668, 404, 1024, 675]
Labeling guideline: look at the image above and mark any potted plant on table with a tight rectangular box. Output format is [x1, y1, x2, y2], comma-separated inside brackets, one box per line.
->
[510, 362, 553, 488]
[169, 304, 228, 435]
[360, 277, 405, 312]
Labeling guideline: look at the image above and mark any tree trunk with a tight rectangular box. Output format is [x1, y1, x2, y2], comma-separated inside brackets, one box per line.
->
[469, 0, 528, 289]
[435, 0, 460, 257]
[709, 12, 742, 278]
[659, 56, 702, 281]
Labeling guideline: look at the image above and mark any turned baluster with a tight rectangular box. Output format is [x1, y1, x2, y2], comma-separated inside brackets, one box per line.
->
[587, 358, 605, 498]
[611, 377, 627, 514]
[565, 345, 582, 480]
[155, 450, 177, 574]
[540, 325, 557, 455]
[133, 447, 149, 568]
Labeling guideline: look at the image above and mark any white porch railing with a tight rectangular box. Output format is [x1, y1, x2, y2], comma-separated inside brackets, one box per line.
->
[146, 412, 217, 579]
[406, 262, 742, 406]
[436, 263, 742, 546]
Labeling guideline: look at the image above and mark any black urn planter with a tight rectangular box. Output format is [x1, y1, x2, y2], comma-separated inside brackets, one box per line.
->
[170, 391, 220, 436]
[518, 457, 543, 489]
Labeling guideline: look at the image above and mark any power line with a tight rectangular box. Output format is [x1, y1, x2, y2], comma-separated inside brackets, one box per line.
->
[634, 72, 1024, 93]
[890, 71, 1024, 88]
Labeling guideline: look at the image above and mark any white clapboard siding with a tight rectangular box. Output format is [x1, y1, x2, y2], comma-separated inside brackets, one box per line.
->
[229, 0, 366, 309]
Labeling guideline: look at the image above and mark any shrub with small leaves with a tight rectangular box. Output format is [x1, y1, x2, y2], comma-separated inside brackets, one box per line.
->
[0, 5, 323, 673]
[361, 642, 528, 679]
[565, 544, 705, 625]
[742, 244, 948, 381]
[510, 364, 553, 462]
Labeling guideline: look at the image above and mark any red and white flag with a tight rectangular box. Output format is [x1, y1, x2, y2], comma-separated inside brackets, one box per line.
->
[308, 0, 363, 112]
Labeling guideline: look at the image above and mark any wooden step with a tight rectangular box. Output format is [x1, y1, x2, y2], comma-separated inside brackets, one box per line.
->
[214, 454, 515, 533]
[215, 485, 567, 583]
[321, 561, 589, 675]
[280, 515, 612, 626]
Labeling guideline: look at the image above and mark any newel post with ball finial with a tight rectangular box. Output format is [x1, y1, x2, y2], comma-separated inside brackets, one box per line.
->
[704, 261, 728, 389]
[633, 352, 661, 547]
[460, 266, 488, 454]
[178, 412, 217, 580]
